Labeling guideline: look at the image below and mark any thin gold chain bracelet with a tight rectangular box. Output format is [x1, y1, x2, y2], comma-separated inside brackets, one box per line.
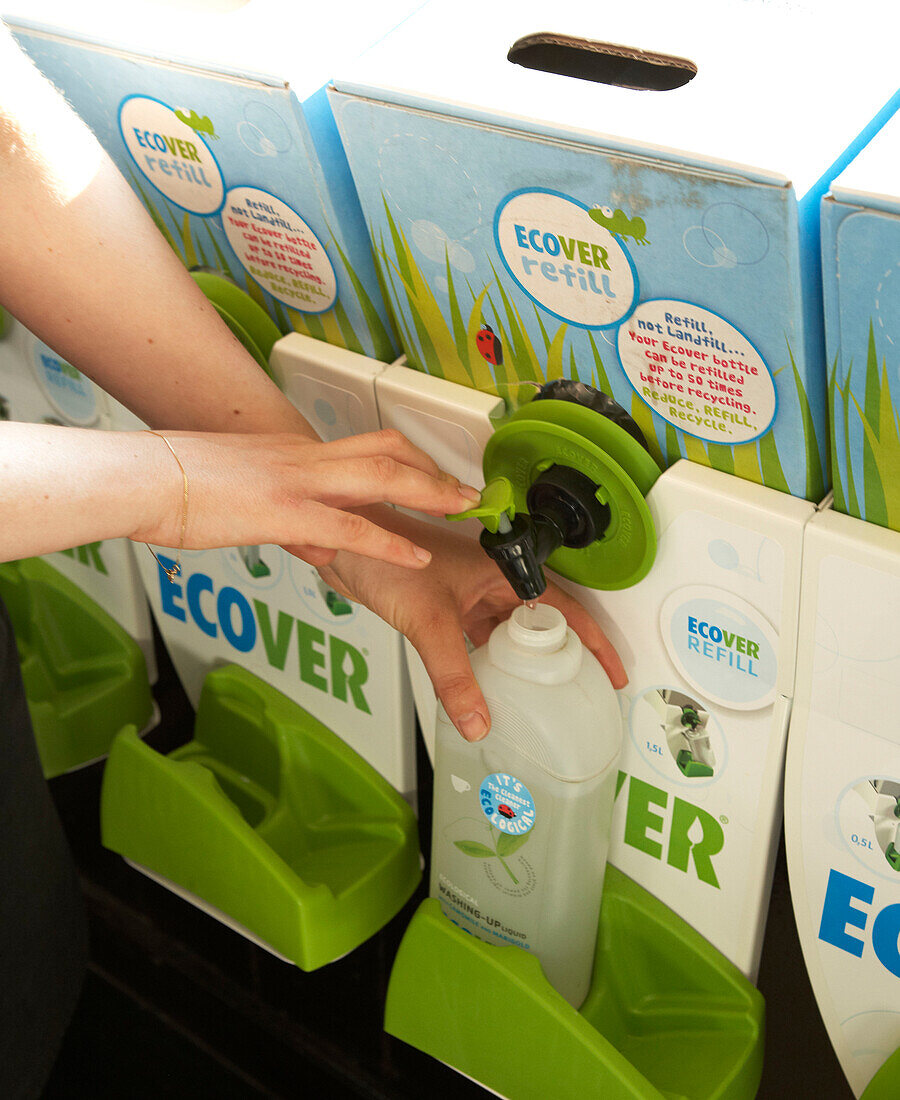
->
[144, 430, 188, 583]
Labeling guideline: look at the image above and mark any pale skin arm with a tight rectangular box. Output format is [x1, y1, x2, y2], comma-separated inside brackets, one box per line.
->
[0, 422, 481, 565]
[0, 23, 479, 569]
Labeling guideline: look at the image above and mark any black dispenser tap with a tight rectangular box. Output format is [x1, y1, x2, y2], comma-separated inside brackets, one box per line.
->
[479, 465, 611, 601]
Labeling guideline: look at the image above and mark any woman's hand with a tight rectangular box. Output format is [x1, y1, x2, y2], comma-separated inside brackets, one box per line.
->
[134, 428, 481, 568]
[0, 423, 480, 569]
[310, 507, 627, 742]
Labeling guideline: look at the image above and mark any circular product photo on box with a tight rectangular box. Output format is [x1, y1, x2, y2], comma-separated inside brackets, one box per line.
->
[630, 685, 725, 786]
[839, 776, 900, 880]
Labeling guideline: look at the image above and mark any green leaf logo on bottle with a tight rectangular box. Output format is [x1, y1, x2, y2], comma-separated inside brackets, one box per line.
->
[451, 772, 538, 884]
[455, 827, 533, 885]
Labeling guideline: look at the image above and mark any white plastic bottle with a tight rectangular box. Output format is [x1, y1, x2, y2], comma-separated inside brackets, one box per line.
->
[430, 603, 622, 1008]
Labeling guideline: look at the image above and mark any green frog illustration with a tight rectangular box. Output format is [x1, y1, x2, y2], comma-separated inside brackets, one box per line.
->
[174, 108, 219, 141]
[589, 205, 649, 245]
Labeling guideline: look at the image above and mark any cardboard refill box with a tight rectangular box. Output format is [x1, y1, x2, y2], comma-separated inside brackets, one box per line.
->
[3, 0, 421, 361]
[329, 0, 900, 502]
[822, 111, 900, 531]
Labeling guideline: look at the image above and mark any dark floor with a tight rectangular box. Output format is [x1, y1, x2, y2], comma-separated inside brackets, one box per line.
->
[40, 632, 852, 1099]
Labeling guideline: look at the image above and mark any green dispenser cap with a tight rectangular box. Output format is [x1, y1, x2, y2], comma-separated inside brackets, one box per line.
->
[452, 396, 661, 590]
[101, 664, 421, 970]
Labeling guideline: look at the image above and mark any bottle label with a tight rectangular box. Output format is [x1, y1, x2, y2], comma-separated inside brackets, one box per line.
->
[479, 773, 536, 836]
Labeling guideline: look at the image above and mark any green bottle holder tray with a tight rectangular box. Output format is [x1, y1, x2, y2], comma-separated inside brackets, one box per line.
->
[101, 664, 422, 970]
[862, 1046, 900, 1099]
[0, 557, 154, 779]
[386, 867, 763, 1100]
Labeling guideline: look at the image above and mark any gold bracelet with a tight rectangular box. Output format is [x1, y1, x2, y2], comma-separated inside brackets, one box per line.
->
[144, 430, 188, 583]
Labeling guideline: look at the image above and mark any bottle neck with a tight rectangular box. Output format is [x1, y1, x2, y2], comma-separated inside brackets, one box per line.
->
[489, 604, 583, 684]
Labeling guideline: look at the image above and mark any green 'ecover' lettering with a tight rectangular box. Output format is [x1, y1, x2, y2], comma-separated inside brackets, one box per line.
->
[330, 635, 371, 714]
[60, 541, 107, 575]
[253, 600, 293, 671]
[667, 797, 724, 889]
[616, 772, 724, 889]
[623, 776, 667, 860]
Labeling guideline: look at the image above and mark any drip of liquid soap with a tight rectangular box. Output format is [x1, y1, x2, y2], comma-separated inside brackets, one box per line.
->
[520, 599, 540, 629]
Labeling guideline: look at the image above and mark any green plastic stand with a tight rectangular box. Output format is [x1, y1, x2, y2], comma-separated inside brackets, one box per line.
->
[101, 665, 421, 970]
[861, 1046, 900, 1100]
[0, 557, 153, 779]
[386, 867, 763, 1099]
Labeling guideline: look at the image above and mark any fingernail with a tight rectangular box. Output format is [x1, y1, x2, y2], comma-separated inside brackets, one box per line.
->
[413, 545, 432, 564]
[459, 485, 482, 503]
[457, 711, 487, 741]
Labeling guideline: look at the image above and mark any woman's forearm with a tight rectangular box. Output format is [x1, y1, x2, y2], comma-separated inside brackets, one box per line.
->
[0, 421, 480, 566]
[0, 422, 173, 561]
[0, 27, 314, 438]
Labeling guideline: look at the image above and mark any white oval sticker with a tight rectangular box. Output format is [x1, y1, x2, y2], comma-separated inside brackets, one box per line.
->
[119, 96, 224, 215]
[494, 190, 637, 328]
[618, 300, 775, 444]
[223, 187, 336, 313]
[660, 586, 779, 710]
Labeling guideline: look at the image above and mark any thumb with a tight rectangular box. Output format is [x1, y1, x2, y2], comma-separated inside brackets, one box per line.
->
[409, 610, 491, 742]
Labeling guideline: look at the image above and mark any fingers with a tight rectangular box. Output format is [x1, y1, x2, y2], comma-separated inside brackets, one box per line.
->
[540, 585, 628, 689]
[409, 609, 491, 742]
[299, 453, 480, 515]
[315, 428, 456, 482]
[285, 501, 434, 570]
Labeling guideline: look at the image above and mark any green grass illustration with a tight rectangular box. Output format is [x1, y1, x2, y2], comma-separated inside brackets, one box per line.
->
[376, 196, 574, 396]
[789, 342, 826, 502]
[827, 357, 847, 514]
[377, 200, 474, 386]
[861, 322, 890, 526]
[828, 353, 859, 517]
[829, 324, 900, 527]
[375, 195, 826, 499]
[853, 326, 899, 527]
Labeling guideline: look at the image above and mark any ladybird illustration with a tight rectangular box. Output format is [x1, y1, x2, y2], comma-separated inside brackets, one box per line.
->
[497, 803, 516, 819]
[476, 323, 503, 366]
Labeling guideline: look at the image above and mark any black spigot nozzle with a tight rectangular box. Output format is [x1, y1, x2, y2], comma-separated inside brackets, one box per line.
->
[479, 513, 564, 602]
[481, 465, 611, 602]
